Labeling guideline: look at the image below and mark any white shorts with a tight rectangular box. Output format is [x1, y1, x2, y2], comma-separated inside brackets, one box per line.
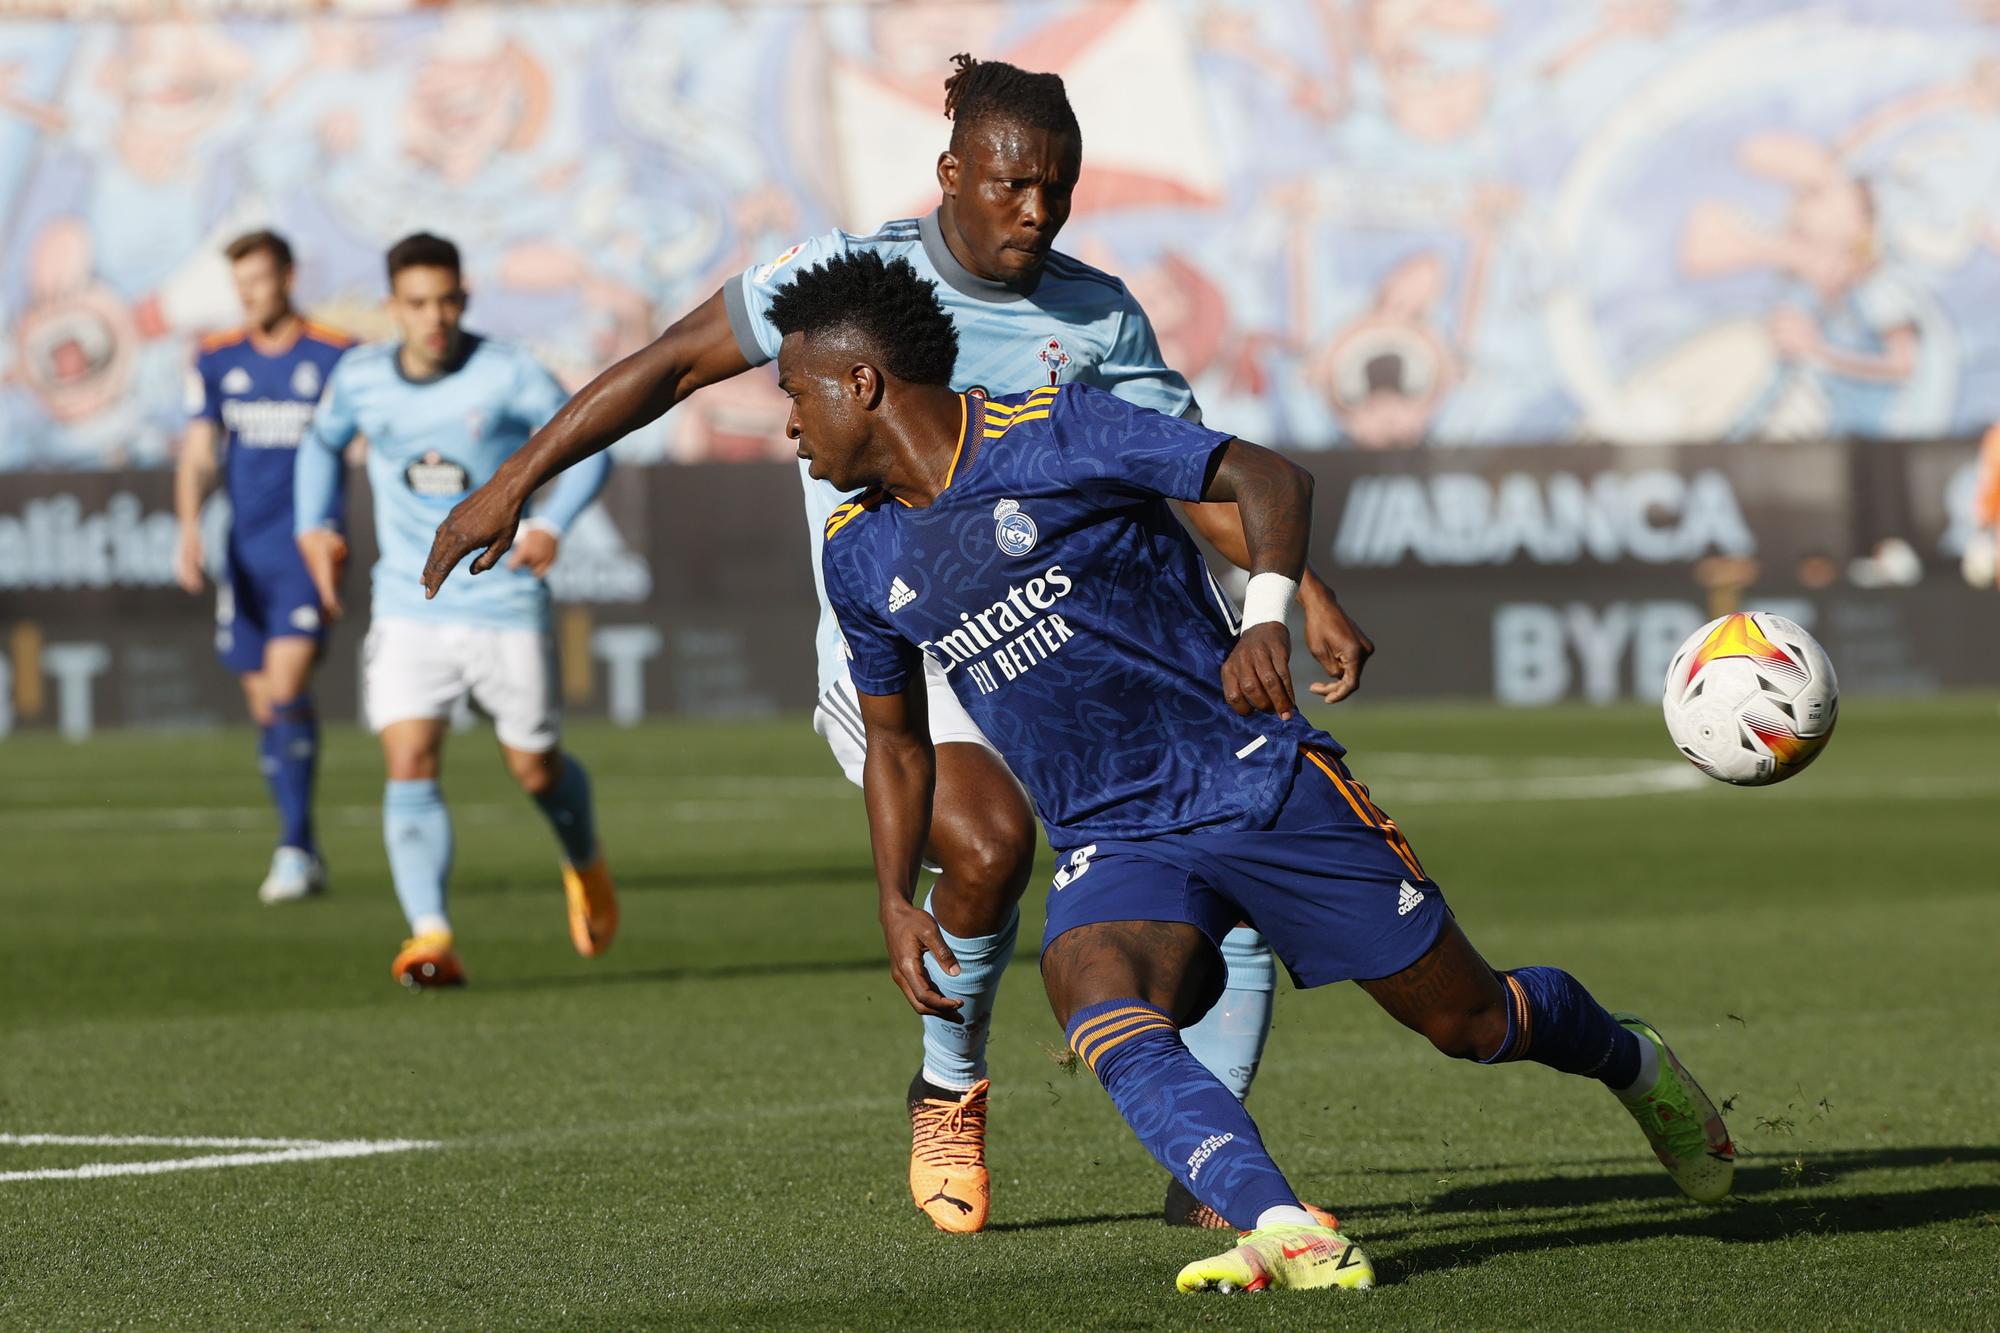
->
[364, 617, 559, 753]
[813, 655, 998, 788]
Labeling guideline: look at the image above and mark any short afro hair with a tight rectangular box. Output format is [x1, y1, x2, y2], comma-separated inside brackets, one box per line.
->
[767, 252, 958, 387]
[943, 53, 1080, 152]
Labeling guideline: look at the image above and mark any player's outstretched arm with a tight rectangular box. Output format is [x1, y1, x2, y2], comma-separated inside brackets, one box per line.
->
[1200, 439, 1314, 722]
[422, 289, 752, 597]
[855, 682, 965, 1022]
[1178, 498, 1374, 704]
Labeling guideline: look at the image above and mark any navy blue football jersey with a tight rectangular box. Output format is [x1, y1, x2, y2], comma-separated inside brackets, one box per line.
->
[188, 322, 352, 548]
[822, 385, 1338, 848]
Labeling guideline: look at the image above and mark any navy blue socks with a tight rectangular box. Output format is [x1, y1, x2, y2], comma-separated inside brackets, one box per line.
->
[1068, 999, 1301, 1230]
[1484, 966, 1643, 1089]
[261, 695, 318, 854]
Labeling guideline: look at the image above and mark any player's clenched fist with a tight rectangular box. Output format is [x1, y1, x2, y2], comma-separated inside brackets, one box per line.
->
[296, 528, 348, 621]
[423, 483, 521, 598]
[1221, 621, 1297, 721]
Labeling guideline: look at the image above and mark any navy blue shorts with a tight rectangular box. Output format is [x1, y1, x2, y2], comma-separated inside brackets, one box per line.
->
[215, 542, 324, 675]
[1039, 745, 1449, 989]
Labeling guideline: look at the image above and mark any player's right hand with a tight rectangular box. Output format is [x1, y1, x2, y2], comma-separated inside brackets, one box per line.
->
[424, 484, 521, 598]
[1221, 621, 1298, 721]
[173, 528, 205, 595]
[880, 898, 964, 1022]
[297, 528, 348, 621]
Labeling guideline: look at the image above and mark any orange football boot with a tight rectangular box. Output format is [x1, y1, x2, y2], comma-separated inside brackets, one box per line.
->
[392, 931, 465, 989]
[908, 1074, 990, 1233]
[562, 853, 619, 958]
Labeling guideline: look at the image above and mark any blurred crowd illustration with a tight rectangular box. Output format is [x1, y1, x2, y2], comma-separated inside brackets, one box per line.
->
[0, 0, 1994, 473]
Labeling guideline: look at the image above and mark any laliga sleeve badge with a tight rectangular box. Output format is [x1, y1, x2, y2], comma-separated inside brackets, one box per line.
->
[756, 243, 805, 284]
[994, 498, 1038, 557]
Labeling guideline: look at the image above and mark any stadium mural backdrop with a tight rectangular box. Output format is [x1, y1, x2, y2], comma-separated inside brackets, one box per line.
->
[0, 0, 1997, 471]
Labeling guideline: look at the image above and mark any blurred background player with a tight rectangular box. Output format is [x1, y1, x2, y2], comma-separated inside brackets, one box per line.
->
[294, 232, 617, 987]
[422, 55, 1370, 1233]
[173, 229, 351, 904]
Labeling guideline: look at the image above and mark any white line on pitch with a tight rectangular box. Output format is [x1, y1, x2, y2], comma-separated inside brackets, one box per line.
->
[0, 1137, 438, 1183]
[0, 1134, 326, 1148]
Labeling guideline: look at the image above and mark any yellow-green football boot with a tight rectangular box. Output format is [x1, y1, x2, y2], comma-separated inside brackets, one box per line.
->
[1615, 1013, 1735, 1203]
[1176, 1223, 1374, 1294]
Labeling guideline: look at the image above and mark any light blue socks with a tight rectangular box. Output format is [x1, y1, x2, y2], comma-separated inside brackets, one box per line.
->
[918, 887, 1020, 1091]
[384, 779, 452, 936]
[1180, 925, 1278, 1101]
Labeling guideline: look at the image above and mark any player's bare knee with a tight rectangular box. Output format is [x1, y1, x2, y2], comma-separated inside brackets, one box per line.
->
[949, 824, 1035, 898]
[506, 748, 560, 796]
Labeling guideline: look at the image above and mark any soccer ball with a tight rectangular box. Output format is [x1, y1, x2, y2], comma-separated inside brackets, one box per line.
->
[1662, 611, 1838, 786]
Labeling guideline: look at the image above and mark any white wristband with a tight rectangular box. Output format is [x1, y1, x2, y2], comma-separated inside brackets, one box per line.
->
[1240, 572, 1298, 629]
[518, 516, 561, 539]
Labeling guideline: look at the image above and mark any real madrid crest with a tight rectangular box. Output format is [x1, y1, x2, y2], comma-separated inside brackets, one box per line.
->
[994, 498, 1037, 557]
[291, 360, 322, 398]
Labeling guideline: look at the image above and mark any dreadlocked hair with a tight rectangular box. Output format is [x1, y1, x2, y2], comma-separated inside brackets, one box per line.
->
[766, 252, 959, 388]
[942, 53, 1081, 149]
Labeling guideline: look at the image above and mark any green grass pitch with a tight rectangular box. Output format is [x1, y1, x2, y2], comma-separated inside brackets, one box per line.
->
[3, 696, 1997, 1329]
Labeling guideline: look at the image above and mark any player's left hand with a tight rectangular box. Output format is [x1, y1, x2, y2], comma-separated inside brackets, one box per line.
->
[1301, 585, 1374, 704]
[1221, 621, 1297, 721]
[506, 526, 560, 579]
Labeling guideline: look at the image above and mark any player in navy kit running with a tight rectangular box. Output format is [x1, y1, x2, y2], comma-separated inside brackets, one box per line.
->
[175, 230, 351, 904]
[790, 252, 1737, 1293]
[422, 56, 1368, 1235]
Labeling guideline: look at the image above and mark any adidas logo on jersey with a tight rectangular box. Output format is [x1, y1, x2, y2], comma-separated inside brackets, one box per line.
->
[887, 576, 917, 613]
[1397, 881, 1426, 916]
[221, 367, 253, 394]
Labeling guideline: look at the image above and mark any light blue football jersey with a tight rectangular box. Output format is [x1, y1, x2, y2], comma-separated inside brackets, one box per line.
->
[725, 209, 1196, 694]
[297, 335, 606, 631]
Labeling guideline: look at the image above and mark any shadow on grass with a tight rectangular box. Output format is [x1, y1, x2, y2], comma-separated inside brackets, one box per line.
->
[1408, 1144, 2000, 1212]
[1363, 1145, 2000, 1281]
[985, 1210, 1157, 1233]
[475, 955, 886, 992]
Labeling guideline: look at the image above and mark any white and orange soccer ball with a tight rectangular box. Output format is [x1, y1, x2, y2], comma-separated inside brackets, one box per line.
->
[1662, 611, 1838, 786]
